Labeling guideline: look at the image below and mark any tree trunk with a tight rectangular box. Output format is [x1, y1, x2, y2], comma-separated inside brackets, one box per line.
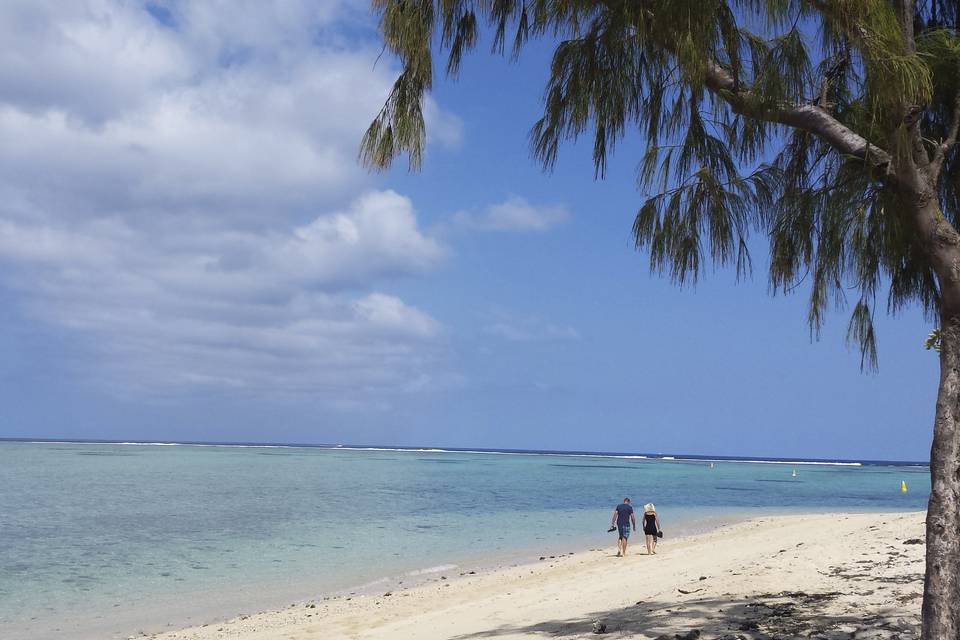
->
[905, 181, 960, 638]
[922, 305, 960, 639]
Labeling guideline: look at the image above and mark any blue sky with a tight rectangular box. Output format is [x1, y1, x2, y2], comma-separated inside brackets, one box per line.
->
[0, 1, 937, 461]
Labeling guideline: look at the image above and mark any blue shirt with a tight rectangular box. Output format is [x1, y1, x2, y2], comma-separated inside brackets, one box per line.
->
[615, 503, 634, 526]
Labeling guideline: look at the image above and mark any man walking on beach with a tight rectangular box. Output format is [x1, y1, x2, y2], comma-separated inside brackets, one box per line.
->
[610, 497, 637, 557]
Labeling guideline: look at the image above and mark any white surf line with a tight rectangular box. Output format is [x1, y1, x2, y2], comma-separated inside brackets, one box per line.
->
[20, 441, 921, 466]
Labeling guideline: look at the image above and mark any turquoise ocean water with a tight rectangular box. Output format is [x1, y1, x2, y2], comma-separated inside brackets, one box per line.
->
[0, 441, 930, 639]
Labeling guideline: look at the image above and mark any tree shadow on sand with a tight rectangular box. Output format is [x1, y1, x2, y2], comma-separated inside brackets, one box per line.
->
[450, 591, 920, 639]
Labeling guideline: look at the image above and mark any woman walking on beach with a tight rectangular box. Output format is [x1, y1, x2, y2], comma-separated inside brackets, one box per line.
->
[642, 503, 661, 555]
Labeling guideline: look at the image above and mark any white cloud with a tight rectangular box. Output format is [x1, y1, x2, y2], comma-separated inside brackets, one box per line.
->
[0, 0, 364, 123]
[0, 46, 456, 218]
[354, 292, 440, 338]
[453, 196, 571, 233]
[0, 1, 192, 123]
[0, 0, 461, 401]
[0, 191, 446, 396]
[422, 98, 464, 149]
[484, 314, 580, 342]
[0, 0, 461, 218]
[269, 190, 446, 286]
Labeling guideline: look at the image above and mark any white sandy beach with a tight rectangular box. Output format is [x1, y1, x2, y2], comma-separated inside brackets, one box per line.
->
[143, 511, 925, 640]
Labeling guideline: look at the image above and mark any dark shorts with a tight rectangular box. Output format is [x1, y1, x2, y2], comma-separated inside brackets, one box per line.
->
[617, 524, 631, 539]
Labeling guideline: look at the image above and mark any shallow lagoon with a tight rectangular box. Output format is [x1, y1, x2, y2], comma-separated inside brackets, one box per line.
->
[0, 441, 929, 638]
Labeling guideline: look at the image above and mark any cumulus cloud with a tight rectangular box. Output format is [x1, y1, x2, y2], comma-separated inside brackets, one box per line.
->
[0, 0, 460, 401]
[0, 190, 446, 395]
[0, 4, 460, 218]
[0, 190, 444, 290]
[264, 190, 446, 286]
[452, 196, 571, 233]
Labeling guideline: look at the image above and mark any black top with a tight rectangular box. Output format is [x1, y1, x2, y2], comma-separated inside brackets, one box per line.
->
[643, 513, 658, 534]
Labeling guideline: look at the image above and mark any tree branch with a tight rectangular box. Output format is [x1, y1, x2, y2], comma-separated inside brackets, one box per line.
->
[702, 60, 893, 170]
[932, 93, 960, 178]
[895, 0, 916, 53]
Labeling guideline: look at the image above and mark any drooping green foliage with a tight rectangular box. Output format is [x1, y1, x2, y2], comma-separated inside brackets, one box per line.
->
[362, 0, 960, 370]
[920, 26, 960, 216]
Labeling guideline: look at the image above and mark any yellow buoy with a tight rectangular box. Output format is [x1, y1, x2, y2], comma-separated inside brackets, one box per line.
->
[901, 481, 908, 493]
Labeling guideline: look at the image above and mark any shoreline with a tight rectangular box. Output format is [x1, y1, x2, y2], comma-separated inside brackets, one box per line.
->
[136, 510, 926, 640]
[10, 508, 814, 639]
[5, 505, 924, 640]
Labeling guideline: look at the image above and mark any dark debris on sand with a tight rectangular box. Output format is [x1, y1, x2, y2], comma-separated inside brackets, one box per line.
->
[628, 588, 918, 640]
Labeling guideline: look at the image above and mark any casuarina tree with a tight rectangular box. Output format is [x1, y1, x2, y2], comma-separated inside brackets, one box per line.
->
[360, 1, 960, 636]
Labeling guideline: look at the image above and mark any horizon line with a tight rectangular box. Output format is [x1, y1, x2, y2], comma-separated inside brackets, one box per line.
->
[0, 437, 929, 467]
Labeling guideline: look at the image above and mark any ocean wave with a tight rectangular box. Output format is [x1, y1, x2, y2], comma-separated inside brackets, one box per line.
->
[335, 447, 448, 453]
[31, 441, 298, 449]
[14, 441, 897, 466]
[331, 447, 649, 461]
[691, 458, 862, 467]
[117, 442, 181, 446]
[327, 448, 862, 466]
[355, 577, 391, 589]
[405, 564, 458, 576]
